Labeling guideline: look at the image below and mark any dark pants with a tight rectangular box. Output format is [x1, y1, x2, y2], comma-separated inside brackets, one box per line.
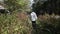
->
[32, 21, 36, 29]
[32, 21, 37, 34]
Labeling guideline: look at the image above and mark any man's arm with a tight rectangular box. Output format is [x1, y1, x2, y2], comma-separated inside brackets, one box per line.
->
[34, 13, 37, 20]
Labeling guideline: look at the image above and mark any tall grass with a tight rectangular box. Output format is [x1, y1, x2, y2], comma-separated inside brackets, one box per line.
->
[35, 15, 60, 34]
[0, 12, 32, 34]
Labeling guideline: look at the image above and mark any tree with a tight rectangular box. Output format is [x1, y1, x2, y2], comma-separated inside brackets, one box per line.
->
[4, 0, 30, 12]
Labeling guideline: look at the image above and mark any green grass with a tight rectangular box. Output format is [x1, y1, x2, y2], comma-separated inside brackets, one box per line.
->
[1, 12, 60, 34]
[0, 12, 32, 34]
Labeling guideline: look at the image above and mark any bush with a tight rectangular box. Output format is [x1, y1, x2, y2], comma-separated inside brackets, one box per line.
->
[35, 15, 60, 34]
[0, 12, 32, 34]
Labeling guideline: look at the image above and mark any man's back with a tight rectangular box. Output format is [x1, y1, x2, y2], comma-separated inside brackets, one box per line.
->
[30, 12, 37, 21]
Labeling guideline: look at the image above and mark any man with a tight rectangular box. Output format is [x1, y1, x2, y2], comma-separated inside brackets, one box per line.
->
[30, 11, 37, 29]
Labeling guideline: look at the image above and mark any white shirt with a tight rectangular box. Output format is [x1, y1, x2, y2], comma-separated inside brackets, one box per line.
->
[30, 12, 37, 21]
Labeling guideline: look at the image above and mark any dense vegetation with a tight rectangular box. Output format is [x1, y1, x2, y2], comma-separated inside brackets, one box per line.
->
[33, 0, 60, 15]
[0, 0, 60, 34]
[4, 0, 30, 12]
[0, 0, 32, 34]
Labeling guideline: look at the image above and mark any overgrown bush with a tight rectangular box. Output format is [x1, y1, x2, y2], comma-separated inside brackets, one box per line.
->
[0, 12, 32, 34]
[35, 15, 60, 34]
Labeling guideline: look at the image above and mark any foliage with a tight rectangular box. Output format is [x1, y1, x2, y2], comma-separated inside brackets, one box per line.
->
[32, 0, 60, 15]
[0, 12, 32, 34]
[0, 0, 32, 34]
[4, 0, 30, 12]
[35, 15, 60, 34]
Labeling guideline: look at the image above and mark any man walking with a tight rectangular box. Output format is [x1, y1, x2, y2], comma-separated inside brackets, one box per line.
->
[30, 11, 37, 34]
[30, 11, 37, 29]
